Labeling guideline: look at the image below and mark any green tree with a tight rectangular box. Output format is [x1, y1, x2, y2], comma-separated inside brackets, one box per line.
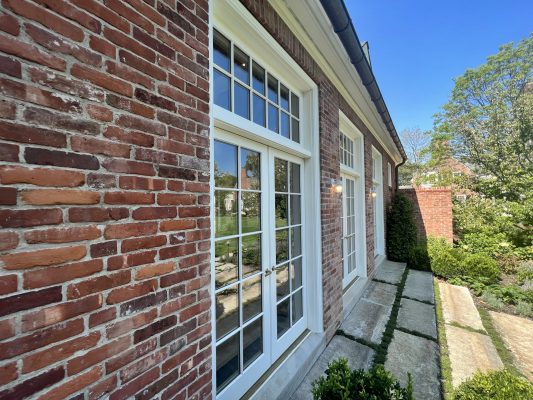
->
[435, 34, 533, 200]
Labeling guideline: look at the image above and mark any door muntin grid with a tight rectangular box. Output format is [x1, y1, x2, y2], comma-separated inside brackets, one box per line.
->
[273, 158, 303, 338]
[214, 140, 264, 393]
[342, 177, 357, 276]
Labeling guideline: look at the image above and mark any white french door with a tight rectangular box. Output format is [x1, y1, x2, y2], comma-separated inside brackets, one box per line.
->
[213, 131, 306, 400]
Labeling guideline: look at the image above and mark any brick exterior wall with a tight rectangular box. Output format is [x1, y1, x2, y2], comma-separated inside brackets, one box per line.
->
[399, 188, 453, 242]
[0, 1, 212, 399]
[239, 0, 398, 340]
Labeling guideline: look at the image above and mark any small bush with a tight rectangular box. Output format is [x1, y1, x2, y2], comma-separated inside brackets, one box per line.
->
[427, 237, 465, 279]
[481, 290, 504, 310]
[407, 244, 431, 271]
[516, 301, 533, 318]
[462, 254, 501, 284]
[312, 358, 413, 400]
[454, 369, 533, 399]
[387, 193, 417, 262]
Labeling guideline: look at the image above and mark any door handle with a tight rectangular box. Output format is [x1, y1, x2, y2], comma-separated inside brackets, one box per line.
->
[264, 268, 272, 276]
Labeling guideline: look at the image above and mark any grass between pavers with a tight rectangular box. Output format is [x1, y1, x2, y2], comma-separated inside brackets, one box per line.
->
[434, 278, 454, 400]
[372, 267, 409, 366]
[402, 294, 434, 306]
[477, 307, 523, 377]
[336, 329, 379, 350]
[396, 326, 438, 343]
[372, 277, 400, 286]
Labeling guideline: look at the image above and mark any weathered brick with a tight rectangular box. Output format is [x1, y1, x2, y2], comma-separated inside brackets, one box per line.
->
[107, 280, 157, 305]
[24, 259, 103, 289]
[0, 187, 16, 205]
[23, 332, 101, 373]
[106, 61, 154, 90]
[69, 207, 128, 222]
[159, 219, 195, 232]
[106, 308, 157, 339]
[42, 365, 102, 400]
[103, 159, 155, 176]
[133, 315, 177, 344]
[0, 274, 17, 296]
[106, 93, 155, 119]
[90, 240, 117, 257]
[158, 165, 196, 180]
[159, 243, 196, 260]
[120, 348, 167, 383]
[71, 0, 130, 32]
[23, 106, 100, 135]
[0, 362, 17, 386]
[108, 366, 159, 400]
[119, 291, 167, 316]
[72, 63, 133, 96]
[104, 25, 155, 62]
[104, 221, 157, 239]
[0, 165, 85, 187]
[88, 374, 117, 400]
[25, 226, 100, 244]
[89, 307, 117, 328]
[67, 336, 130, 375]
[135, 87, 176, 111]
[104, 125, 155, 147]
[106, 338, 156, 375]
[32, 0, 102, 33]
[107, 250, 156, 270]
[22, 294, 102, 332]
[119, 176, 165, 191]
[25, 147, 99, 170]
[118, 50, 166, 81]
[104, 191, 155, 205]
[0, 319, 84, 360]
[67, 270, 131, 299]
[87, 173, 116, 189]
[136, 261, 175, 280]
[87, 104, 113, 121]
[0, 142, 18, 162]
[72, 136, 131, 158]
[22, 189, 100, 205]
[0, 208, 62, 228]
[0, 32, 66, 70]
[121, 235, 167, 253]
[179, 206, 209, 218]
[0, 120, 66, 148]
[0, 13, 19, 35]
[132, 206, 176, 220]
[0, 54, 21, 78]
[0, 245, 86, 270]
[0, 366, 64, 400]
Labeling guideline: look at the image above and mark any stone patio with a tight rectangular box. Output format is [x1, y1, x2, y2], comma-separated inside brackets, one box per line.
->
[439, 282, 484, 331]
[291, 261, 441, 400]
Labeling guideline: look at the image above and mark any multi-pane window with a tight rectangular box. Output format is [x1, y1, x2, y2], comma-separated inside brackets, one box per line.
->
[388, 162, 392, 187]
[341, 177, 357, 275]
[274, 159, 304, 337]
[340, 133, 354, 169]
[213, 29, 301, 143]
[214, 140, 263, 393]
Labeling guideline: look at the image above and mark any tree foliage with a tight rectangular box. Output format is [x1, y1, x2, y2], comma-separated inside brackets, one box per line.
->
[435, 34, 533, 200]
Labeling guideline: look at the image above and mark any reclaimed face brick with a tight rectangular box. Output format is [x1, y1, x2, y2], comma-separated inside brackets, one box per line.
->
[23, 259, 104, 289]
[69, 207, 129, 222]
[0, 32, 66, 70]
[0, 274, 18, 296]
[67, 270, 131, 299]
[25, 147, 100, 170]
[0, 366, 65, 400]
[0, 245, 86, 270]
[21, 189, 100, 205]
[0, 165, 85, 187]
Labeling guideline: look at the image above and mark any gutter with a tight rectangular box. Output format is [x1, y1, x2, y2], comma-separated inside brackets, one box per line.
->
[319, 0, 407, 164]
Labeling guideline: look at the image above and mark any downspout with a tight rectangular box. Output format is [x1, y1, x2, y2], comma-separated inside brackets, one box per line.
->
[319, 0, 408, 175]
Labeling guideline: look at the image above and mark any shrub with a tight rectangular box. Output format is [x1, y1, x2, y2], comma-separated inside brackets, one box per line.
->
[312, 358, 413, 400]
[427, 237, 464, 279]
[387, 193, 417, 262]
[516, 301, 533, 318]
[454, 369, 533, 399]
[407, 244, 431, 271]
[481, 290, 504, 310]
[462, 254, 501, 284]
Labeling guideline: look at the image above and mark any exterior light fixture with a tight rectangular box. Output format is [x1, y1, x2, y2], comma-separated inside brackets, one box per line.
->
[331, 178, 343, 194]
[370, 188, 377, 198]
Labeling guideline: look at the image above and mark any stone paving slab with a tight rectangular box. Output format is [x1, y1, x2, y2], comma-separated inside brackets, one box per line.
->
[363, 281, 398, 306]
[397, 298, 437, 339]
[445, 324, 503, 387]
[490, 311, 533, 381]
[341, 298, 392, 344]
[373, 260, 406, 285]
[439, 281, 484, 331]
[290, 336, 374, 400]
[403, 270, 434, 304]
[385, 330, 441, 400]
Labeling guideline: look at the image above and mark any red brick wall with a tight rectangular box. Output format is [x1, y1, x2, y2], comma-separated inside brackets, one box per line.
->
[0, 1, 211, 399]
[399, 188, 453, 242]
[240, 0, 398, 340]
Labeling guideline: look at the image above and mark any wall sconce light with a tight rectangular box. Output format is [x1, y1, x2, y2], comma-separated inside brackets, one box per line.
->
[331, 178, 343, 194]
[370, 188, 377, 198]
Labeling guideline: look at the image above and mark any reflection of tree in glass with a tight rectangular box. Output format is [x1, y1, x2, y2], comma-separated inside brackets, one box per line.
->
[241, 151, 260, 190]
[215, 162, 238, 188]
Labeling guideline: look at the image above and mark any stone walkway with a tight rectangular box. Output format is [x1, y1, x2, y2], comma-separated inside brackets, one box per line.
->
[438, 282, 503, 387]
[291, 262, 441, 400]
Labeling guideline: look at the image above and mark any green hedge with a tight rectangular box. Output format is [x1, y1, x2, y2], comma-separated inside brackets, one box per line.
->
[454, 369, 533, 399]
[387, 193, 417, 262]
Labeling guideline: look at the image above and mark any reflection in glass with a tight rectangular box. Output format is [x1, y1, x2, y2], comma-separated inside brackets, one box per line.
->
[242, 192, 261, 233]
[291, 226, 301, 257]
[291, 257, 302, 290]
[280, 112, 290, 138]
[214, 30, 231, 72]
[215, 238, 238, 289]
[240, 148, 260, 190]
[290, 195, 301, 225]
[291, 118, 300, 143]
[276, 229, 289, 264]
[276, 263, 289, 300]
[242, 234, 261, 277]
[214, 70, 230, 110]
[280, 84, 290, 111]
[268, 74, 278, 103]
[216, 332, 239, 392]
[243, 317, 263, 369]
[234, 82, 250, 119]
[277, 299, 290, 338]
[292, 289, 303, 324]
[216, 285, 239, 339]
[214, 141, 237, 188]
[234, 46, 249, 84]
[253, 94, 266, 127]
[215, 190, 238, 237]
[291, 92, 299, 118]
[268, 104, 278, 133]
[275, 194, 288, 227]
[290, 163, 300, 193]
[243, 275, 262, 322]
[252, 62, 265, 94]
[275, 159, 288, 192]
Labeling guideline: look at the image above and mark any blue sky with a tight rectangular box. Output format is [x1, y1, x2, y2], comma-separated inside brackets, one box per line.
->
[347, 0, 532, 135]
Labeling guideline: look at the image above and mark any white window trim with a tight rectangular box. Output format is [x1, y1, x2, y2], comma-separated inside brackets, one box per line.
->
[210, 1, 322, 399]
[372, 147, 385, 257]
[388, 162, 392, 187]
[339, 112, 367, 289]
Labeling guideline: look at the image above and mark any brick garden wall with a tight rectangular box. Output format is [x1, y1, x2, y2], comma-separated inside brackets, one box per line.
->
[399, 188, 453, 242]
[0, 1, 212, 399]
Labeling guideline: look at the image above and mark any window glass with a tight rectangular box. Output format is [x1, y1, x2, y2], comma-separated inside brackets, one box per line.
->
[214, 30, 231, 72]
[234, 46, 250, 84]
